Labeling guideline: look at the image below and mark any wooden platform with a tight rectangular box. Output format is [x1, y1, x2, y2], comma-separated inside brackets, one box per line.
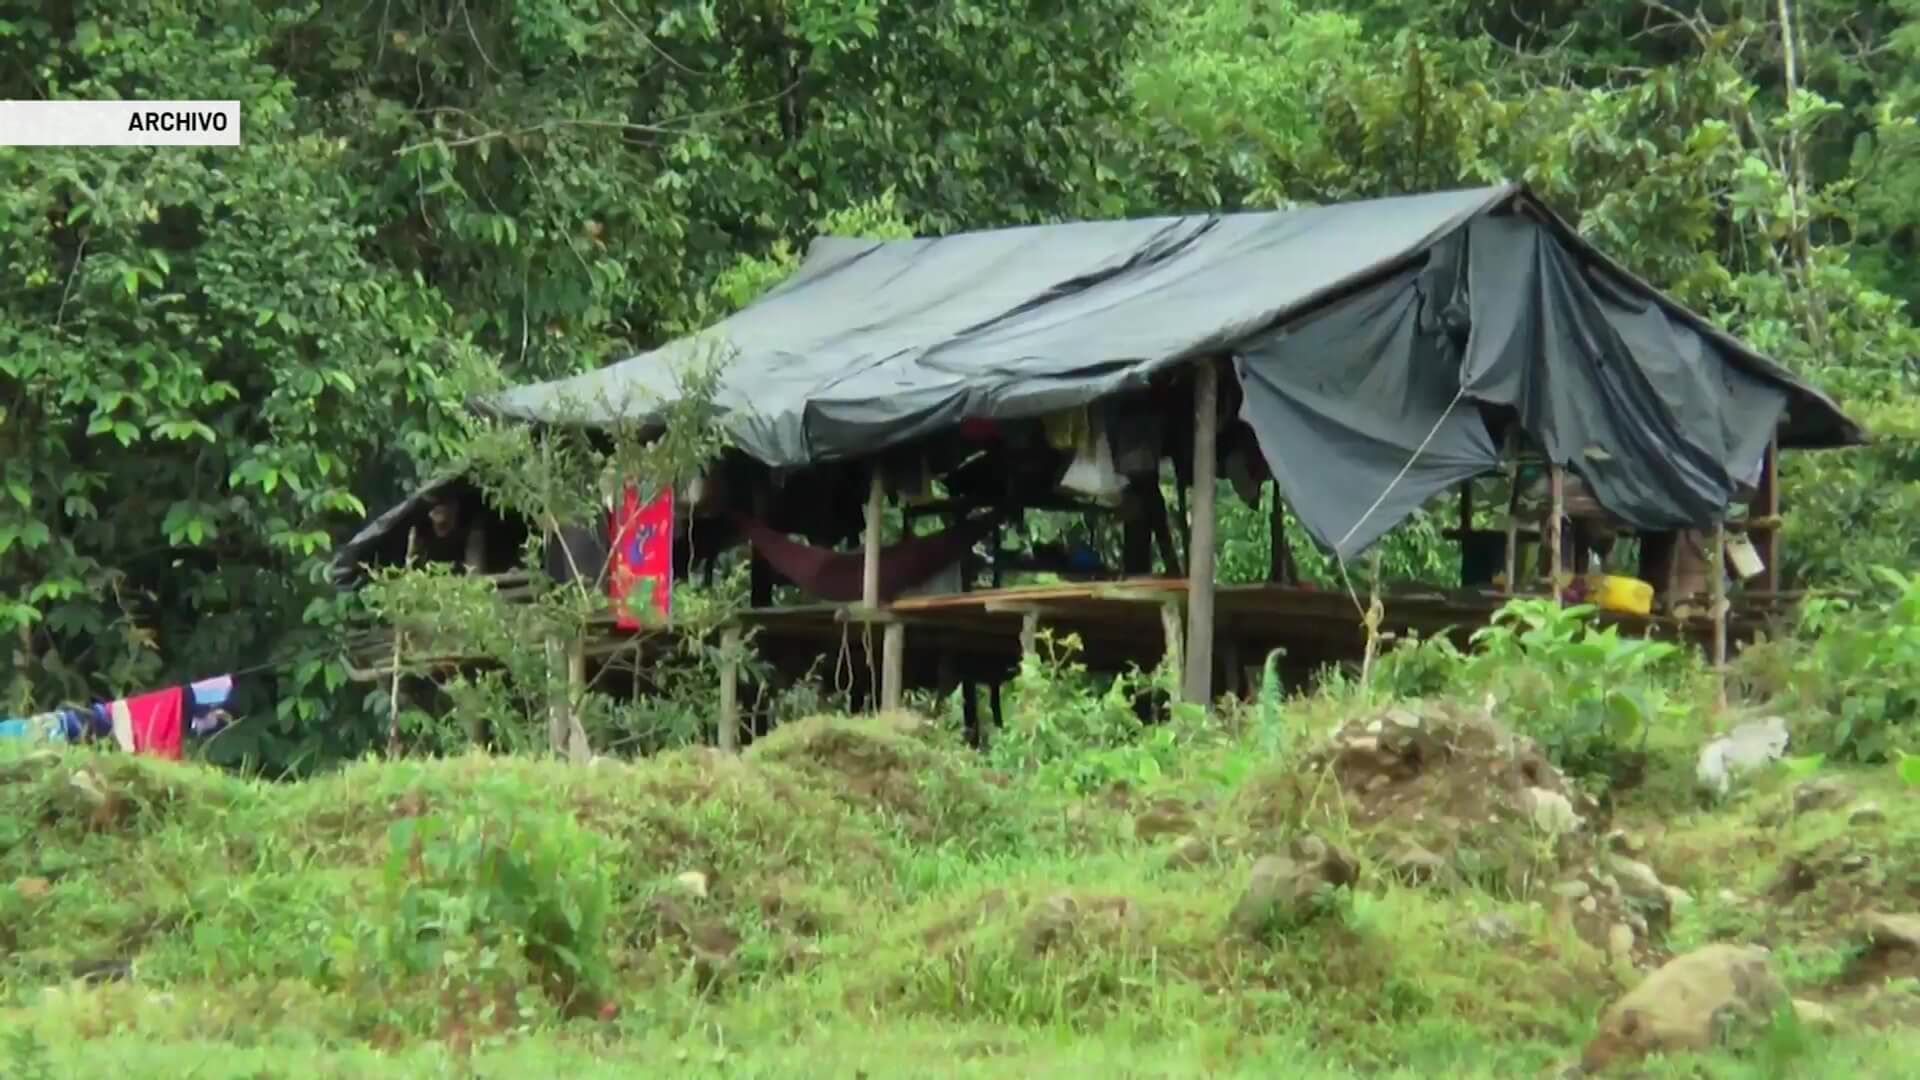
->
[345, 571, 1803, 701]
[736, 578, 1797, 696]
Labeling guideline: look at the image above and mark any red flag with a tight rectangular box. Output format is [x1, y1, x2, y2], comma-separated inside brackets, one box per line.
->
[609, 485, 673, 628]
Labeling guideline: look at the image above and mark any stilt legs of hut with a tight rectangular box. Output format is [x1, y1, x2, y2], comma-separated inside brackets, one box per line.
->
[962, 681, 983, 748]
[1268, 482, 1295, 585]
[1183, 359, 1220, 707]
[718, 625, 741, 752]
[546, 634, 589, 762]
[881, 622, 905, 711]
[1547, 463, 1565, 602]
[546, 634, 567, 754]
[1151, 485, 1182, 578]
[1502, 440, 1520, 594]
[1712, 521, 1729, 713]
[1160, 601, 1184, 690]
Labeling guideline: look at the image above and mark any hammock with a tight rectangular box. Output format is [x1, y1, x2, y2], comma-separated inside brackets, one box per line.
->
[731, 511, 1003, 603]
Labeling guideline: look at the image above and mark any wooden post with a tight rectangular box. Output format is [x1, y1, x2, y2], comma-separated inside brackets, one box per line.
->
[566, 638, 589, 763]
[545, 633, 568, 755]
[1183, 359, 1220, 706]
[1547, 463, 1565, 602]
[881, 621, 905, 711]
[961, 679, 982, 748]
[1151, 485, 1182, 577]
[1502, 440, 1520, 594]
[1360, 547, 1385, 688]
[1160, 600, 1184, 692]
[1019, 610, 1039, 659]
[1712, 521, 1729, 712]
[862, 466, 884, 609]
[387, 528, 417, 757]
[1758, 436, 1780, 593]
[718, 624, 741, 752]
[1268, 481, 1292, 584]
[861, 465, 885, 712]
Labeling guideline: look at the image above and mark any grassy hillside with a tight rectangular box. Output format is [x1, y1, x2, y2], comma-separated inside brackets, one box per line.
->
[4, 690, 1919, 1077]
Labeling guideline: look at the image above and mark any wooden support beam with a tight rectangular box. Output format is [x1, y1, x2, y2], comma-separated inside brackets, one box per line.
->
[545, 633, 568, 756]
[1360, 547, 1384, 688]
[1160, 600, 1184, 689]
[1712, 521, 1729, 713]
[1268, 481, 1294, 584]
[1019, 611, 1040, 659]
[387, 527, 416, 757]
[862, 467, 886, 713]
[566, 637, 589, 764]
[881, 622, 906, 711]
[862, 467, 884, 609]
[961, 679, 981, 748]
[1150, 485, 1183, 578]
[718, 625, 741, 752]
[1183, 359, 1220, 707]
[1547, 463, 1565, 602]
[1502, 440, 1520, 595]
[1758, 437, 1781, 593]
[1091, 584, 1189, 603]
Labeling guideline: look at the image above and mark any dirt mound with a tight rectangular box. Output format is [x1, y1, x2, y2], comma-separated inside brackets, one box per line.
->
[744, 713, 1005, 842]
[1306, 705, 1691, 960]
[1306, 702, 1594, 832]
[1236, 703, 1643, 930]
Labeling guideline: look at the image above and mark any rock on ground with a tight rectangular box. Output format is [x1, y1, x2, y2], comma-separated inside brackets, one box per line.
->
[1792, 777, 1854, 814]
[1524, 787, 1584, 834]
[1165, 835, 1211, 870]
[1846, 912, 1920, 984]
[1581, 944, 1785, 1072]
[1229, 835, 1358, 939]
[1384, 843, 1450, 886]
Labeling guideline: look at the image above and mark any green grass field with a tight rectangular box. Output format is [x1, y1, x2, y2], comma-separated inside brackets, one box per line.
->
[4, 706, 1918, 1078]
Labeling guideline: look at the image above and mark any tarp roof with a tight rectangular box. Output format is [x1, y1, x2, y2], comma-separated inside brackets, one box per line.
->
[471, 182, 1864, 558]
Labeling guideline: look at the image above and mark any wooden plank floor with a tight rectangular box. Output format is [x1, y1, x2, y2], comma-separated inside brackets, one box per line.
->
[348, 576, 1799, 689]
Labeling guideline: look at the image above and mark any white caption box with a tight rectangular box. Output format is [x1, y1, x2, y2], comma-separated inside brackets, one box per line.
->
[0, 100, 241, 146]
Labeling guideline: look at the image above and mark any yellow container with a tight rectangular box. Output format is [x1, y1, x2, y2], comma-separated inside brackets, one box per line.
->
[1592, 574, 1654, 616]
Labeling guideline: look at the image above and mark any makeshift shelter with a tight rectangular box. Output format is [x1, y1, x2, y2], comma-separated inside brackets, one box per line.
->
[334, 182, 1864, 740]
[472, 182, 1859, 558]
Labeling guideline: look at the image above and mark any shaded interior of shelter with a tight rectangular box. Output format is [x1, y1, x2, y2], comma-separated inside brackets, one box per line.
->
[327, 185, 1865, 747]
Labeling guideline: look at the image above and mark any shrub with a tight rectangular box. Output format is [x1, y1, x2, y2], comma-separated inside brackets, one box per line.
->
[1460, 599, 1691, 785]
[990, 630, 1191, 794]
[356, 779, 616, 1027]
[1759, 567, 1920, 763]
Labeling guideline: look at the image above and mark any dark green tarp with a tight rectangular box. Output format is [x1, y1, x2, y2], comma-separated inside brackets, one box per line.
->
[471, 182, 1863, 559]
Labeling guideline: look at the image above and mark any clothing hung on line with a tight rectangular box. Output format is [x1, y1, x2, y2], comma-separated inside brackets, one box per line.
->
[6, 672, 235, 757]
[0, 709, 93, 743]
[109, 686, 184, 760]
